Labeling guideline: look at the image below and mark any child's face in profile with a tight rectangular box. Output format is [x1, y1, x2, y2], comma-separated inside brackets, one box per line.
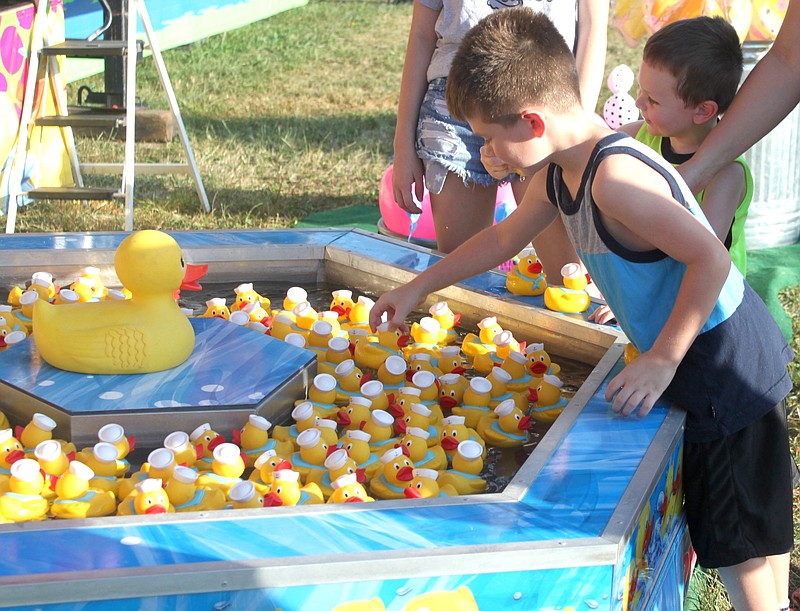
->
[635, 61, 696, 140]
[468, 113, 549, 176]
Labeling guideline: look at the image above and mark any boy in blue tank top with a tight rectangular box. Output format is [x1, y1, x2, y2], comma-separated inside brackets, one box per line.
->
[368, 9, 794, 611]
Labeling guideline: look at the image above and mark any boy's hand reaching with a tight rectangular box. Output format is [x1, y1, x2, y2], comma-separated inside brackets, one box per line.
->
[369, 283, 426, 333]
[604, 351, 678, 418]
[588, 304, 616, 325]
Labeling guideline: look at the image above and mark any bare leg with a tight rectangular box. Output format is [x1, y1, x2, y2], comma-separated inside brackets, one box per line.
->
[717, 557, 780, 611]
[767, 553, 791, 605]
[511, 178, 580, 281]
[429, 173, 496, 254]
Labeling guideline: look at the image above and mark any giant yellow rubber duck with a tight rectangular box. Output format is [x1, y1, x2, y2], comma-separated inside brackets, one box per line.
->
[33, 230, 196, 374]
[404, 586, 479, 611]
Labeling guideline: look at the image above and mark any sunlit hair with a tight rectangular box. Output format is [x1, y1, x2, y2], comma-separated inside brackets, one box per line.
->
[644, 16, 742, 113]
[446, 8, 581, 125]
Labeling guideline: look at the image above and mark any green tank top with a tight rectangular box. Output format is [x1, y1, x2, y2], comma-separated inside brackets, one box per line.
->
[635, 125, 753, 276]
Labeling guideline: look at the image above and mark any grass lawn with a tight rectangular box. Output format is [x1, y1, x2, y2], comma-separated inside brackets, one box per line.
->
[10, 1, 800, 607]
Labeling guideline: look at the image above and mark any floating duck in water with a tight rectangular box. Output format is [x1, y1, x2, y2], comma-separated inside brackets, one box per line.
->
[452, 377, 493, 429]
[16, 413, 75, 457]
[190, 423, 227, 472]
[354, 322, 409, 371]
[397, 427, 448, 471]
[471, 330, 521, 374]
[437, 440, 487, 495]
[50, 460, 117, 519]
[333, 359, 368, 405]
[498, 350, 535, 393]
[305, 320, 335, 359]
[318, 336, 353, 376]
[362, 409, 398, 456]
[339, 430, 380, 481]
[461, 316, 504, 361]
[290, 428, 334, 481]
[342, 296, 374, 333]
[278, 286, 308, 317]
[117, 477, 174, 516]
[544, 262, 591, 313]
[33, 230, 196, 374]
[263, 468, 324, 507]
[409, 371, 444, 421]
[0, 315, 26, 352]
[248, 449, 293, 495]
[272, 401, 323, 445]
[227, 479, 266, 510]
[525, 343, 561, 378]
[438, 416, 485, 463]
[117, 447, 176, 501]
[406, 353, 443, 380]
[396, 403, 440, 446]
[0, 458, 49, 522]
[0, 429, 25, 489]
[291, 301, 319, 337]
[486, 366, 529, 411]
[327, 472, 374, 504]
[404, 467, 456, 498]
[428, 301, 461, 345]
[164, 465, 226, 513]
[302, 373, 339, 419]
[369, 447, 415, 500]
[307, 448, 366, 499]
[231, 283, 270, 313]
[232, 414, 293, 467]
[163, 430, 201, 469]
[196, 443, 247, 495]
[376, 355, 408, 391]
[329, 289, 355, 323]
[75, 442, 121, 496]
[505, 248, 547, 296]
[530, 375, 569, 423]
[313, 418, 339, 447]
[437, 373, 469, 411]
[200, 297, 231, 320]
[434, 345, 466, 375]
[407, 316, 445, 359]
[388, 385, 421, 420]
[96, 423, 135, 476]
[359, 379, 392, 413]
[33, 440, 73, 497]
[477, 399, 532, 448]
[336, 396, 373, 432]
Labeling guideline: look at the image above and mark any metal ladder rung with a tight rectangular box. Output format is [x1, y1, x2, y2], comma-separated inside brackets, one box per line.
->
[26, 187, 122, 201]
[34, 107, 127, 128]
[41, 39, 130, 58]
[82, 162, 192, 175]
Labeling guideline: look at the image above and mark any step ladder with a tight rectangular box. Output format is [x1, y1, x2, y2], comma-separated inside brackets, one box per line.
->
[5, 0, 211, 234]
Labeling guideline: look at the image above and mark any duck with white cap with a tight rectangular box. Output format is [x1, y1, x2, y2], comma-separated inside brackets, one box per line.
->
[407, 352, 443, 380]
[354, 321, 410, 371]
[0, 429, 25, 484]
[409, 370, 445, 422]
[301, 373, 339, 418]
[117, 447, 177, 500]
[333, 359, 368, 405]
[388, 385, 422, 420]
[51, 460, 118, 519]
[438, 440, 487, 495]
[262, 468, 323, 507]
[460, 316, 504, 361]
[117, 477, 173, 516]
[397, 426, 447, 471]
[338, 430, 381, 481]
[359, 379, 391, 413]
[0, 314, 27, 353]
[199, 297, 230, 320]
[163, 430, 200, 468]
[95, 422, 135, 476]
[317, 310, 344, 339]
[452, 376, 494, 429]
[499, 348, 535, 393]
[396, 403, 440, 447]
[404, 467, 456, 498]
[329, 289, 355, 323]
[472, 329, 523, 374]
[438, 415, 485, 464]
[16, 412, 75, 457]
[477, 399, 532, 448]
[0, 458, 49, 522]
[428, 301, 461, 345]
[327, 472, 374, 504]
[0, 304, 26, 337]
[278, 286, 307, 317]
[407, 316, 445, 359]
[232, 414, 293, 467]
[231, 282, 270, 313]
[227, 479, 265, 510]
[434, 345, 466, 375]
[189, 423, 227, 471]
[318, 336, 353, 376]
[289, 428, 333, 482]
[196, 442, 247, 495]
[76, 442, 122, 496]
[248, 449, 293, 494]
[271, 400, 323, 445]
[369, 447, 416, 500]
[543, 262, 591, 313]
[524, 342, 561, 379]
[33, 439, 72, 497]
[335, 396, 373, 433]
[361, 409, 398, 456]
[505, 247, 547, 297]
[486, 366, 529, 412]
[530, 375, 569, 424]
[341, 295, 374, 333]
[306, 320, 335, 358]
[307, 447, 365, 499]
[437, 373, 469, 411]
[164, 465, 226, 512]
[375, 354, 408, 391]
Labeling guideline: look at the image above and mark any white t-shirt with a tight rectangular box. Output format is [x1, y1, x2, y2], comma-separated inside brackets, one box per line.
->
[419, 0, 578, 82]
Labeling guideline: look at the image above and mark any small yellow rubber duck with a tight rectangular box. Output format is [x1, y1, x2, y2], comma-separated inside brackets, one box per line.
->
[486, 366, 529, 412]
[342, 295, 374, 333]
[409, 370, 444, 422]
[375, 354, 408, 391]
[96, 423, 135, 476]
[438, 415, 485, 462]
[407, 353, 443, 379]
[359, 379, 391, 413]
[163, 430, 201, 469]
[196, 443, 247, 495]
[189, 423, 226, 471]
[362, 409, 398, 456]
[0, 458, 49, 522]
[227, 479, 266, 509]
[452, 376, 493, 429]
[303, 372, 339, 418]
[231, 283, 270, 313]
[164, 465, 226, 513]
[339, 430, 381, 481]
[505, 248, 547, 296]
[472, 329, 520, 374]
[16, 413, 74, 456]
[543, 262, 591, 313]
[354, 322, 409, 371]
[336, 396, 373, 432]
[396, 403, 440, 446]
[477, 399, 532, 448]
[33, 230, 196, 374]
[33, 439, 72, 496]
[407, 316, 445, 359]
[76, 442, 121, 496]
[404, 467, 456, 499]
[397, 427, 448, 471]
[428, 301, 461, 345]
[232, 414, 293, 467]
[437, 372, 469, 411]
[434, 345, 466, 375]
[525, 342, 561, 378]
[461, 316, 504, 361]
[280, 286, 308, 316]
[369, 447, 415, 500]
[0, 428, 25, 488]
[248, 449, 293, 494]
[117, 447, 176, 501]
[333, 359, 368, 405]
[329, 289, 355, 323]
[327, 472, 374, 504]
[290, 428, 332, 481]
[50, 460, 118, 519]
[272, 401, 323, 444]
[437, 440, 487, 495]
[117, 477, 174, 516]
[307, 448, 365, 499]
[262, 468, 324, 507]
[499, 349, 535, 393]
[199, 297, 231, 320]
[530, 375, 569, 423]
[318, 336, 353, 376]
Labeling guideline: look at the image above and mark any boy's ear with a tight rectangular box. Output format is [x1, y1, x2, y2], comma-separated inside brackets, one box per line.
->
[520, 111, 546, 138]
[693, 100, 719, 124]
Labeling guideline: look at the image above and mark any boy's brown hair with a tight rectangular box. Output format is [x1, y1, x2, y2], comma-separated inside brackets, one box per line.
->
[446, 8, 581, 125]
[644, 16, 742, 113]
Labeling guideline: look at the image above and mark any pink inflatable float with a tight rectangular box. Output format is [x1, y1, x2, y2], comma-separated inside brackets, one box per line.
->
[378, 164, 517, 243]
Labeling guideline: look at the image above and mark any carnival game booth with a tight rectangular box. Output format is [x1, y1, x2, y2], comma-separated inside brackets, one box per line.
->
[0, 229, 689, 611]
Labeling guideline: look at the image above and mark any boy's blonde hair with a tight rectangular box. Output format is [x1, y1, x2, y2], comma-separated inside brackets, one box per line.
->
[446, 8, 581, 125]
[644, 17, 742, 113]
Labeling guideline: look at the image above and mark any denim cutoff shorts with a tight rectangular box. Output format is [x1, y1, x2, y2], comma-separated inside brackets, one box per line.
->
[416, 78, 514, 195]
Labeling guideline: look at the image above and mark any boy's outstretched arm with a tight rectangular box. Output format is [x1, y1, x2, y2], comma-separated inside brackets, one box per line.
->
[369, 172, 559, 331]
[593, 155, 732, 417]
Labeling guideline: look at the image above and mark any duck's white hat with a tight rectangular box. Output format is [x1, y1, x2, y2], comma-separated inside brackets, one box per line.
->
[324, 448, 349, 470]
[335, 359, 356, 377]
[543, 374, 563, 388]
[171, 465, 198, 485]
[253, 449, 278, 469]
[359, 380, 383, 399]
[93, 442, 119, 462]
[81, 266, 100, 277]
[399, 386, 421, 397]
[561, 262, 583, 279]
[494, 330, 514, 347]
[273, 469, 300, 483]
[441, 415, 466, 426]
[376, 321, 391, 333]
[429, 301, 450, 316]
[412, 467, 438, 480]
[371, 410, 394, 427]
[286, 286, 307, 303]
[494, 399, 517, 417]
[248, 414, 271, 431]
[19, 290, 38, 305]
[312, 320, 332, 336]
[440, 345, 461, 357]
[69, 460, 94, 480]
[356, 295, 374, 307]
[213, 443, 242, 464]
[489, 367, 512, 382]
[32, 413, 56, 432]
[31, 271, 54, 284]
[380, 447, 403, 464]
[468, 377, 492, 394]
[34, 439, 61, 462]
[164, 431, 190, 451]
[331, 472, 358, 490]
[409, 403, 431, 417]
[411, 370, 435, 387]
[296, 428, 321, 448]
[180, 307, 194, 317]
[507, 350, 527, 364]
[315, 418, 337, 431]
[234, 283, 254, 294]
[147, 448, 175, 470]
[477, 316, 498, 329]
[439, 373, 463, 385]
[0, 429, 12, 443]
[283, 333, 306, 348]
[406, 426, 429, 440]
[327, 336, 350, 352]
[292, 301, 314, 318]
[518, 247, 537, 258]
[348, 396, 372, 408]
[206, 297, 226, 307]
[135, 478, 163, 495]
[345, 429, 371, 442]
[228, 480, 255, 502]
[11, 458, 41, 481]
[332, 289, 352, 299]
[4, 330, 26, 346]
[190, 423, 212, 442]
[273, 313, 293, 326]
[383, 355, 407, 375]
[98, 422, 125, 443]
[313, 373, 337, 392]
[458, 440, 483, 461]
[292, 401, 315, 422]
[525, 342, 545, 354]
[409, 353, 432, 363]
[419, 316, 440, 333]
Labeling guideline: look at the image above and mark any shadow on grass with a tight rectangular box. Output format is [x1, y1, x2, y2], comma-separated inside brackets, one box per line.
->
[187, 112, 396, 157]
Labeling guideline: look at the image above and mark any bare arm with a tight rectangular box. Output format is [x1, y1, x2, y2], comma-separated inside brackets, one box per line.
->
[679, 0, 800, 192]
[370, 172, 559, 331]
[594, 155, 732, 417]
[697, 161, 746, 244]
[393, 2, 439, 214]
[574, 0, 608, 113]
